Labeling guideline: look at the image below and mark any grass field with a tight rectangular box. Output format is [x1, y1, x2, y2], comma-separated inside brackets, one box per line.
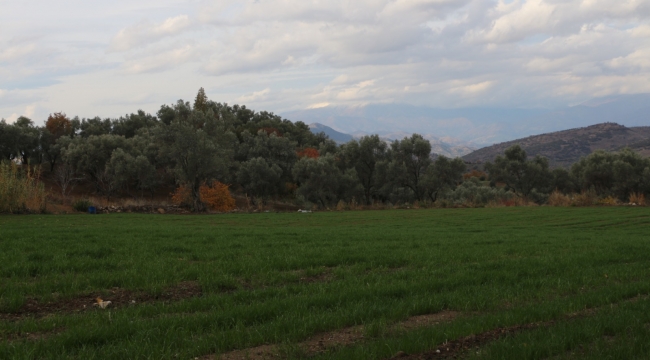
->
[1, 208, 650, 359]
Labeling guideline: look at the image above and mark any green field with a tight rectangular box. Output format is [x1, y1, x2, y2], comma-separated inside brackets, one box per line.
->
[2, 208, 650, 359]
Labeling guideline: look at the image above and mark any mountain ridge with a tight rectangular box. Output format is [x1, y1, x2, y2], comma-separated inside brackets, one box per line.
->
[462, 123, 650, 168]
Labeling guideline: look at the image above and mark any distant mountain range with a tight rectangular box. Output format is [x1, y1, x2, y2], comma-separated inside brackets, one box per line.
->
[462, 123, 650, 168]
[285, 93, 650, 152]
[308, 123, 476, 157]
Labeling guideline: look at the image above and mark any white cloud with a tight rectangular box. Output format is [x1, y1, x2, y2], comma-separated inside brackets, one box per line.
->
[110, 15, 193, 52]
[2, 0, 650, 122]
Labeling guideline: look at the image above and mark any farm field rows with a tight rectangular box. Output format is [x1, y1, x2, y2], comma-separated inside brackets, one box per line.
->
[1, 208, 650, 359]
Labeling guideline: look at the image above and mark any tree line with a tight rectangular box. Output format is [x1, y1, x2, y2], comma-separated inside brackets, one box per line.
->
[1, 88, 649, 211]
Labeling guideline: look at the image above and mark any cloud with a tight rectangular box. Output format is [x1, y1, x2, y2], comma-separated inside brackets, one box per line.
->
[2, 0, 650, 121]
[110, 15, 193, 52]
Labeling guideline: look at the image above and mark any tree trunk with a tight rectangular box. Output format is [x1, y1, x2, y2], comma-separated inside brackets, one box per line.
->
[191, 178, 205, 212]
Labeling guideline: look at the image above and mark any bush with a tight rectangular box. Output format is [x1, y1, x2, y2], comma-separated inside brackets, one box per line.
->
[172, 182, 236, 212]
[571, 189, 598, 207]
[629, 192, 646, 206]
[547, 190, 572, 206]
[72, 199, 93, 212]
[0, 162, 46, 213]
[442, 177, 513, 207]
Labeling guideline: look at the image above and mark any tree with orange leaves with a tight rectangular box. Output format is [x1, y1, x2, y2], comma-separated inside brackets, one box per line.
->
[46, 112, 72, 139]
[43, 112, 73, 170]
[171, 182, 236, 212]
[297, 147, 319, 159]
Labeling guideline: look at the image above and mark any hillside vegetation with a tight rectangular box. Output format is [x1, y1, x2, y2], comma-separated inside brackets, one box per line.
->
[463, 123, 650, 168]
[2, 89, 650, 213]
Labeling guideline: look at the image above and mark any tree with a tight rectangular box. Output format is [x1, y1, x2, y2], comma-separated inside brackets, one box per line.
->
[387, 134, 432, 201]
[193, 87, 208, 112]
[484, 145, 552, 202]
[293, 154, 362, 208]
[14, 117, 40, 164]
[111, 110, 158, 138]
[44, 113, 73, 170]
[421, 156, 466, 202]
[572, 148, 650, 200]
[0, 120, 19, 161]
[237, 157, 283, 204]
[53, 163, 83, 196]
[45, 112, 73, 139]
[61, 134, 131, 197]
[340, 135, 387, 204]
[155, 101, 235, 212]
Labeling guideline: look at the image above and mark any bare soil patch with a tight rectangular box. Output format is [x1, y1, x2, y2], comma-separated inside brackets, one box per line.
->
[2, 327, 66, 343]
[389, 295, 649, 360]
[208, 310, 459, 360]
[1, 281, 201, 321]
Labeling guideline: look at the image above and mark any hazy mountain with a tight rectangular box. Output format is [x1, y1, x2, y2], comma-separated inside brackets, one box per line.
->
[350, 130, 476, 158]
[308, 123, 353, 144]
[462, 123, 650, 168]
[283, 94, 650, 147]
[308, 123, 476, 157]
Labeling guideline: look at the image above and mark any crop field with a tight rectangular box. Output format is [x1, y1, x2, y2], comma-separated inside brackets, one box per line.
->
[1, 208, 650, 359]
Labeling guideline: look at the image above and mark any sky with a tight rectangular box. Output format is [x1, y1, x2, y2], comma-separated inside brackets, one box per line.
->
[2, 0, 650, 124]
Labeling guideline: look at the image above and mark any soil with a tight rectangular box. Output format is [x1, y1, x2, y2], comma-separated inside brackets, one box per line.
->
[1, 281, 202, 321]
[208, 311, 459, 360]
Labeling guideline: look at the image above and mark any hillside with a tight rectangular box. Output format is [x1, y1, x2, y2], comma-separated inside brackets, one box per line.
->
[462, 123, 650, 167]
[308, 123, 353, 144]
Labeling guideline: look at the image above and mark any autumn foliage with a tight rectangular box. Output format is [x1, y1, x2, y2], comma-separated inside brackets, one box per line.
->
[297, 147, 319, 159]
[171, 181, 236, 212]
[45, 112, 73, 139]
[463, 169, 488, 181]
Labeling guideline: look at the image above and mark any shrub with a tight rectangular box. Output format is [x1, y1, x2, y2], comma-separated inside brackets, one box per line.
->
[547, 190, 572, 206]
[598, 196, 620, 206]
[571, 189, 598, 207]
[172, 182, 236, 212]
[200, 182, 236, 212]
[443, 177, 513, 207]
[0, 162, 46, 213]
[629, 192, 646, 206]
[72, 199, 93, 212]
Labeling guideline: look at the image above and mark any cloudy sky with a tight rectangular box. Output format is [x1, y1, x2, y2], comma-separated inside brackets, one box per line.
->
[2, 0, 650, 124]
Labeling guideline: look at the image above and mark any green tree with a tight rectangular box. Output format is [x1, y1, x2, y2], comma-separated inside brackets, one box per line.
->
[421, 156, 466, 202]
[387, 134, 432, 202]
[155, 101, 235, 212]
[340, 135, 387, 204]
[61, 134, 131, 196]
[293, 154, 361, 208]
[237, 157, 283, 204]
[484, 145, 552, 202]
[193, 87, 208, 112]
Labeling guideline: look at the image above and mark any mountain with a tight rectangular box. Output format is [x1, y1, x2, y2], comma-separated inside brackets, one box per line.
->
[284, 104, 543, 146]
[308, 123, 476, 157]
[350, 130, 476, 158]
[462, 123, 650, 168]
[283, 94, 650, 147]
[308, 123, 353, 144]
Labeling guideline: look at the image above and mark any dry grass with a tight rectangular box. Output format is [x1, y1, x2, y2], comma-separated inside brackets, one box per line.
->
[597, 196, 620, 206]
[629, 192, 646, 206]
[571, 190, 598, 207]
[0, 162, 46, 213]
[548, 190, 572, 207]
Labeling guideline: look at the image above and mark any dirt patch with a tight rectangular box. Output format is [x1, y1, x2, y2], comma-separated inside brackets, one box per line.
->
[298, 270, 335, 284]
[388, 322, 546, 359]
[389, 295, 650, 360]
[2, 327, 65, 343]
[207, 310, 459, 360]
[0, 281, 202, 321]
